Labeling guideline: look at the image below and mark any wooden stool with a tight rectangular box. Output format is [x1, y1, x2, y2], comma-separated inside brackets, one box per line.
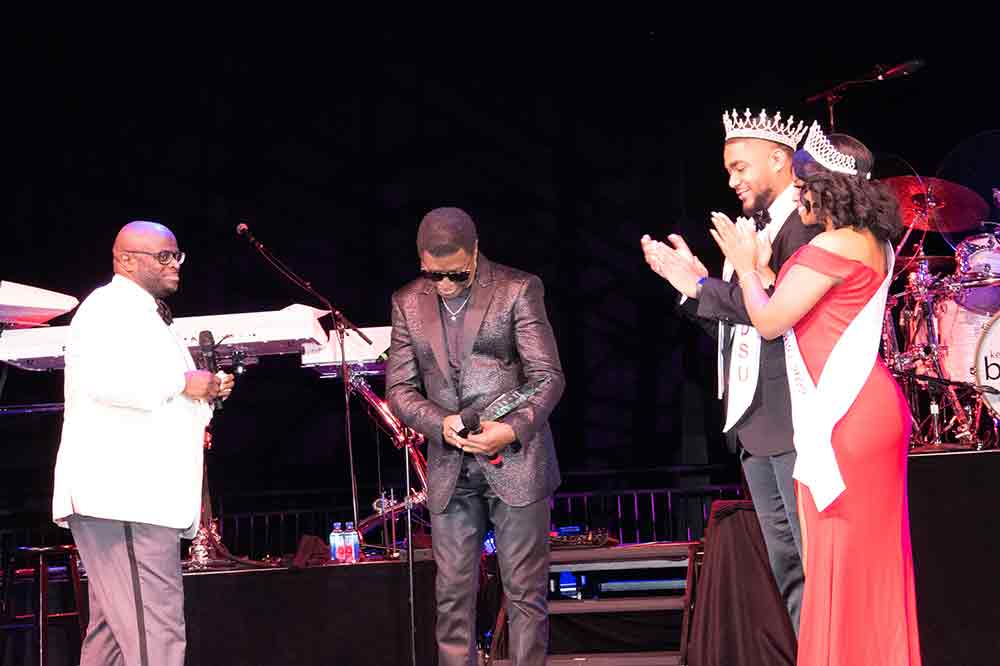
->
[1, 545, 87, 666]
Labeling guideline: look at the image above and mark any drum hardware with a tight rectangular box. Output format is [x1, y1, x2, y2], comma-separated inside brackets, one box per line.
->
[884, 252, 1000, 450]
[894, 255, 956, 274]
[891, 371, 991, 450]
[912, 268, 976, 443]
[893, 372, 1000, 396]
[882, 222, 1000, 450]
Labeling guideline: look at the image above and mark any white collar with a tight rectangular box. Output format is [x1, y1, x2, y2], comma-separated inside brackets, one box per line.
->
[110, 274, 158, 310]
[763, 183, 798, 242]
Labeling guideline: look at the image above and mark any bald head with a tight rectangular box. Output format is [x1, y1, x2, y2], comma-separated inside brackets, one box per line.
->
[112, 221, 175, 256]
[112, 220, 183, 298]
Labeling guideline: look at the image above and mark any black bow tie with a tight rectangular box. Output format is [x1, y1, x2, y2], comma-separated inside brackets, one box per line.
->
[155, 299, 173, 326]
[753, 209, 771, 231]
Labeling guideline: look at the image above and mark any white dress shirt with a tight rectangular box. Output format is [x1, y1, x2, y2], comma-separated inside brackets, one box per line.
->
[53, 275, 212, 538]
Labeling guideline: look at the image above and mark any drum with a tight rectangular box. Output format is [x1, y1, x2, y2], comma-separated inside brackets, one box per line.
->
[954, 233, 1000, 315]
[912, 297, 992, 381]
[974, 311, 1000, 417]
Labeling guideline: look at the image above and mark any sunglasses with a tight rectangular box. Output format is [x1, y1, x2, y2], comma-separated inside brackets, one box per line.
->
[125, 249, 186, 266]
[421, 270, 471, 283]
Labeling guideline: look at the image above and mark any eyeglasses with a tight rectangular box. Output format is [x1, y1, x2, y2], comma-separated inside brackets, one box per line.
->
[125, 249, 186, 266]
[421, 269, 471, 283]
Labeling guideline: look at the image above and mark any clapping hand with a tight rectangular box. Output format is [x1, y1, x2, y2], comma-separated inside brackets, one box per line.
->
[709, 212, 759, 277]
[640, 232, 709, 298]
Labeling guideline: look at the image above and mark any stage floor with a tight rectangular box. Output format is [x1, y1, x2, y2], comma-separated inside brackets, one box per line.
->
[5, 450, 998, 665]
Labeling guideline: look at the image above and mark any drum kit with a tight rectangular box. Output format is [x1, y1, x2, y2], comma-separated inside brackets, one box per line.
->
[881, 175, 1000, 452]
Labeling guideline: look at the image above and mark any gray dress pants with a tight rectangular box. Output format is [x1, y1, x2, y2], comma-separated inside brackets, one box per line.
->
[68, 515, 186, 666]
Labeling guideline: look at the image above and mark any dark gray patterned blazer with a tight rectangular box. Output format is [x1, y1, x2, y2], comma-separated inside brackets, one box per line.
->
[386, 254, 565, 514]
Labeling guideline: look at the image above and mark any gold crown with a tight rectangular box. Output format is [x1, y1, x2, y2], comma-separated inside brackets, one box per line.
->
[802, 122, 866, 177]
[723, 108, 807, 149]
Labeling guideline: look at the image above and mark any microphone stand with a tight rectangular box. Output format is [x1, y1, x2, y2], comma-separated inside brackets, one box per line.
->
[806, 61, 924, 132]
[805, 75, 876, 133]
[404, 434, 417, 666]
[238, 224, 372, 529]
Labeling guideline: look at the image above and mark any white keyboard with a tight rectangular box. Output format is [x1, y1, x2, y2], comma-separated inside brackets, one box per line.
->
[0, 280, 79, 328]
[0, 304, 330, 371]
[300, 326, 391, 377]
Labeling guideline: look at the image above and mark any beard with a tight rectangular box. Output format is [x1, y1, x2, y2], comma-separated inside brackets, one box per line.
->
[743, 187, 774, 217]
[150, 278, 179, 299]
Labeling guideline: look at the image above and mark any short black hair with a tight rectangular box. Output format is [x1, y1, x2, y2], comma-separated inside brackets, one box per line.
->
[416, 207, 478, 256]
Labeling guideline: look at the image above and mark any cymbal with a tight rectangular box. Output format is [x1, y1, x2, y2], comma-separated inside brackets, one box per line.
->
[894, 254, 956, 272]
[883, 176, 989, 233]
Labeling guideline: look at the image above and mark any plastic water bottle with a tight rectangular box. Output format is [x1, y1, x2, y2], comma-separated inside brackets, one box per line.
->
[345, 522, 360, 563]
[329, 522, 343, 561]
[336, 522, 352, 563]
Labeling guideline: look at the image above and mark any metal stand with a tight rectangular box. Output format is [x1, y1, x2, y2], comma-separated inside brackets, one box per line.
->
[404, 432, 417, 666]
[349, 373, 429, 539]
[184, 428, 274, 570]
[335, 326, 360, 528]
[805, 61, 922, 132]
[237, 223, 372, 536]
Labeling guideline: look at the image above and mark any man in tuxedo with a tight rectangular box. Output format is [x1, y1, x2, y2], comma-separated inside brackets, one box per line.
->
[642, 109, 819, 633]
[53, 221, 234, 665]
[387, 207, 565, 666]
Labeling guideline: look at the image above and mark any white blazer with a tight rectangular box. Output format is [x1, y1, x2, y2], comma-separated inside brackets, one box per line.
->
[53, 275, 212, 538]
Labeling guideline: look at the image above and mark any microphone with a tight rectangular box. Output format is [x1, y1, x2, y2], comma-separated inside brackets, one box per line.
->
[198, 330, 224, 411]
[236, 222, 262, 249]
[456, 407, 505, 467]
[456, 407, 482, 438]
[458, 407, 521, 467]
[875, 59, 924, 81]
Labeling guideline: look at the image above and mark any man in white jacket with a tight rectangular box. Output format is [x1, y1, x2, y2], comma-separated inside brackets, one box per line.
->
[53, 221, 234, 666]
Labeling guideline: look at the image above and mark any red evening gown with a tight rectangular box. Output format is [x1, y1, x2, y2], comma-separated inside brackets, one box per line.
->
[777, 244, 922, 666]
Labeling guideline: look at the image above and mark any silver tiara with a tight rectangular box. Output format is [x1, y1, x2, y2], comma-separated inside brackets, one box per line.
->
[722, 108, 808, 149]
[802, 122, 869, 178]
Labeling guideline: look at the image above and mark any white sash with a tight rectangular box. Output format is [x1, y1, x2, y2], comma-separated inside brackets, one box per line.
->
[720, 254, 761, 431]
[717, 216, 785, 431]
[784, 242, 894, 511]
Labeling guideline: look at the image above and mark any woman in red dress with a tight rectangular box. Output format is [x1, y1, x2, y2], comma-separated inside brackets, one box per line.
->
[710, 123, 922, 665]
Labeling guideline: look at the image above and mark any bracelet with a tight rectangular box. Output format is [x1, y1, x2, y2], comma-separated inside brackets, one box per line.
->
[695, 275, 708, 298]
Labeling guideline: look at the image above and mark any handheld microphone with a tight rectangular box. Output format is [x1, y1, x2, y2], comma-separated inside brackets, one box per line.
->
[198, 330, 224, 411]
[456, 407, 482, 438]
[456, 407, 505, 467]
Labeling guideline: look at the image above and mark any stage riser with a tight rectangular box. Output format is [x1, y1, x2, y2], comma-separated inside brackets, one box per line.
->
[908, 450, 1000, 666]
[2, 560, 439, 666]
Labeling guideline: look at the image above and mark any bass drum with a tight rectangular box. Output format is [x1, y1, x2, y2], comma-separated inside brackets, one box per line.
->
[911, 297, 992, 381]
[974, 311, 1000, 417]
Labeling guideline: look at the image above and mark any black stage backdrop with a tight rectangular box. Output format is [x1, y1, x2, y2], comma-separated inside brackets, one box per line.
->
[2, 34, 998, 520]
